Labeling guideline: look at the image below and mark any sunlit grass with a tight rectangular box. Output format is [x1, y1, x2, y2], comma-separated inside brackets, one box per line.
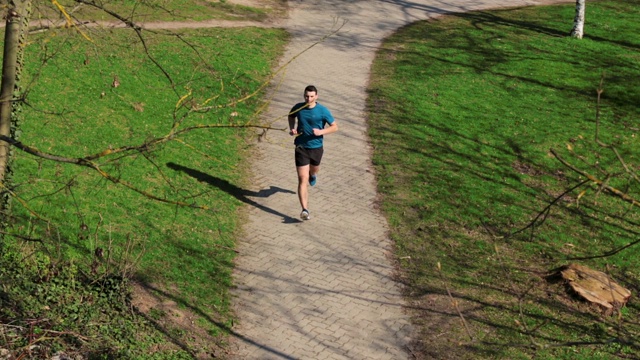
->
[4, 24, 288, 356]
[368, 1, 640, 358]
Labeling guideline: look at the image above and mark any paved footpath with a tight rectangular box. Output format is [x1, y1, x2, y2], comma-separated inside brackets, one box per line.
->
[231, 0, 568, 359]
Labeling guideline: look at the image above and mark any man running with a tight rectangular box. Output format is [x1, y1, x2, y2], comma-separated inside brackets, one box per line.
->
[288, 85, 339, 220]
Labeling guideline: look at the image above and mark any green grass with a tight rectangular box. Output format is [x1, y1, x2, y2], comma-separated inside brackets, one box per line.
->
[368, 1, 640, 359]
[1, 15, 288, 358]
[33, 0, 287, 23]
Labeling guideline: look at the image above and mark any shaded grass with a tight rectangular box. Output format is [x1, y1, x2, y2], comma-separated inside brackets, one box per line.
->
[3, 23, 288, 357]
[32, 0, 287, 23]
[368, 1, 640, 359]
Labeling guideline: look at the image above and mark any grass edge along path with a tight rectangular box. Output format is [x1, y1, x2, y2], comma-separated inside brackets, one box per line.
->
[1, 23, 289, 359]
[367, 1, 640, 359]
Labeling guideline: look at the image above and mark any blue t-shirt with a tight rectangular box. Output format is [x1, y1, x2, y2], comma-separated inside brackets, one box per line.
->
[290, 102, 335, 149]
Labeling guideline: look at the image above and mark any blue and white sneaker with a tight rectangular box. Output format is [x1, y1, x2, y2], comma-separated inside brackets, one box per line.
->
[300, 209, 310, 220]
[309, 175, 317, 186]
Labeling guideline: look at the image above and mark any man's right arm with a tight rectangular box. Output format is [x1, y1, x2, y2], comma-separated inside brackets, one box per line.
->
[288, 115, 297, 135]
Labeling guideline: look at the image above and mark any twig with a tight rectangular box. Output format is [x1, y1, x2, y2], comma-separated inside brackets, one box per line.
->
[565, 237, 640, 261]
[0, 230, 43, 243]
[436, 262, 474, 340]
[593, 74, 640, 186]
[550, 149, 640, 207]
[505, 179, 590, 241]
[491, 243, 544, 348]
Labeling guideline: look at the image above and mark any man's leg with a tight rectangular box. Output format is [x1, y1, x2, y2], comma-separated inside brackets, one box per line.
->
[308, 147, 323, 186]
[297, 165, 310, 210]
[310, 165, 320, 178]
[309, 164, 320, 186]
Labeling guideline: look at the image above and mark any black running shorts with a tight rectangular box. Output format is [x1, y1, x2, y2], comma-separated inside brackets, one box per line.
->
[295, 146, 324, 167]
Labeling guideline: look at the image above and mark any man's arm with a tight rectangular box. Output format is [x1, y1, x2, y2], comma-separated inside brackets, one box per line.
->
[313, 121, 338, 136]
[288, 115, 297, 135]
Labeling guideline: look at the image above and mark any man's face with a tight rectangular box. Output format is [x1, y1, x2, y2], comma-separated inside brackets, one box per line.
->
[304, 91, 318, 105]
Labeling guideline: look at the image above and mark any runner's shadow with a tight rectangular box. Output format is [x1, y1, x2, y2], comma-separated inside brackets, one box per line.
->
[167, 162, 299, 223]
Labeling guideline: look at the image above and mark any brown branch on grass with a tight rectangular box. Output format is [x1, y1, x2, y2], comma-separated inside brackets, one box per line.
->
[0, 181, 47, 220]
[0, 230, 43, 243]
[172, 123, 286, 137]
[481, 338, 622, 350]
[40, 329, 91, 342]
[565, 237, 640, 261]
[436, 262, 474, 341]
[212, 242, 240, 254]
[11, 327, 91, 359]
[1, 10, 347, 212]
[547, 75, 640, 261]
[594, 75, 640, 187]
[491, 243, 545, 349]
[193, 18, 347, 129]
[0, 119, 285, 210]
[74, 0, 178, 94]
[0, 121, 283, 164]
[515, 284, 544, 348]
[499, 179, 590, 242]
[550, 148, 640, 207]
[53, 2, 346, 131]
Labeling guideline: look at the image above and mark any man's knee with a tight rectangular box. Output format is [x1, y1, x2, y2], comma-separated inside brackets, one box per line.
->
[297, 169, 309, 182]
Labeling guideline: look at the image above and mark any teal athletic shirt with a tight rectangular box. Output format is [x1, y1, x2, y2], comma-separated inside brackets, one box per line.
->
[290, 102, 335, 149]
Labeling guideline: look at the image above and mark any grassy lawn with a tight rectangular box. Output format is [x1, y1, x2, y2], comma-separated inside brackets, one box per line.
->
[0, 4, 288, 358]
[367, 0, 640, 359]
[34, 0, 287, 23]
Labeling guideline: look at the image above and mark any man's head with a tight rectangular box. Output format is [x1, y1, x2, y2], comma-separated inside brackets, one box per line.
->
[304, 85, 318, 106]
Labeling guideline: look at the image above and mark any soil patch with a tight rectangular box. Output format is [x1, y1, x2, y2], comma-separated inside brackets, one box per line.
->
[131, 281, 230, 359]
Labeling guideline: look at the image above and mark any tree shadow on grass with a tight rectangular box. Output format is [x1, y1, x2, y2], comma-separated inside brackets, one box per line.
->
[166, 162, 299, 223]
[379, 0, 638, 50]
[132, 280, 298, 360]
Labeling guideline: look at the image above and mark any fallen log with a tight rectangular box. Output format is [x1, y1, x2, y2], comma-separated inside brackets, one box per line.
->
[557, 263, 631, 314]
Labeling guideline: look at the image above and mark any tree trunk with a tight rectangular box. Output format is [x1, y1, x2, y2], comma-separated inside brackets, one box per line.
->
[0, 0, 30, 222]
[0, 11, 21, 183]
[570, 0, 586, 39]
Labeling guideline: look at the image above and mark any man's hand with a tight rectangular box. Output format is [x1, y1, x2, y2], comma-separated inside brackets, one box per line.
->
[290, 128, 298, 136]
[313, 122, 338, 136]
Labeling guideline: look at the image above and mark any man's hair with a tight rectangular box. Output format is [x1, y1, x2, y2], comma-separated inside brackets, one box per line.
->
[304, 85, 318, 94]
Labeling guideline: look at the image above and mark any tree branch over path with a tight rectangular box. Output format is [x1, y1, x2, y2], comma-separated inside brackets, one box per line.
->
[0, 16, 345, 209]
[0, 121, 280, 209]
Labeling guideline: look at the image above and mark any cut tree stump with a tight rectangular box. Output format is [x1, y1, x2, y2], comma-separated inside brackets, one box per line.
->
[558, 263, 631, 313]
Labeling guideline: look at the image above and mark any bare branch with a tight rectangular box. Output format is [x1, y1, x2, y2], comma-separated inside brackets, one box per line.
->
[0, 116, 284, 209]
[550, 148, 640, 207]
[75, 0, 177, 92]
[196, 19, 348, 126]
[501, 179, 590, 241]
[566, 237, 640, 261]
[0, 230, 43, 243]
[593, 74, 640, 187]
[436, 262, 474, 340]
[0, 13, 345, 213]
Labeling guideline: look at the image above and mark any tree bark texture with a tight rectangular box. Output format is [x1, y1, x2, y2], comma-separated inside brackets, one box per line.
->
[570, 0, 586, 39]
[0, 0, 30, 220]
[0, 11, 20, 183]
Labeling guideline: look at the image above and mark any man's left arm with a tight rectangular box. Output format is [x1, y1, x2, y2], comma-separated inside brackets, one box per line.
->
[313, 120, 338, 136]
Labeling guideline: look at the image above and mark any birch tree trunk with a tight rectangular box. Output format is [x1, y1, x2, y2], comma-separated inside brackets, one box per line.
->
[0, 11, 20, 183]
[0, 0, 30, 215]
[570, 0, 586, 39]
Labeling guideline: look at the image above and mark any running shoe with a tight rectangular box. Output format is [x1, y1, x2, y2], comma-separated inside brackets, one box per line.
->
[309, 175, 317, 186]
[300, 209, 310, 220]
